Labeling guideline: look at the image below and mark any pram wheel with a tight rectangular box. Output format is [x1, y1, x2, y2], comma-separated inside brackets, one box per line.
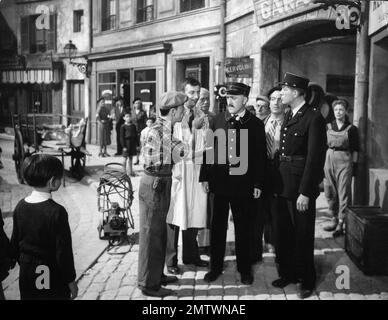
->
[109, 235, 125, 247]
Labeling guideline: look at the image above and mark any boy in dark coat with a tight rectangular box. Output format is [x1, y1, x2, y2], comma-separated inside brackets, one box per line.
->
[11, 154, 78, 300]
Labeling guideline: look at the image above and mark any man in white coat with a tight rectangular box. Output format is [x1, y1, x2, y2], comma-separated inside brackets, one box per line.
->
[165, 78, 209, 275]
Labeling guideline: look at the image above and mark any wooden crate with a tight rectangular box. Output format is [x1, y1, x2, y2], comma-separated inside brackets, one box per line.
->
[345, 206, 388, 276]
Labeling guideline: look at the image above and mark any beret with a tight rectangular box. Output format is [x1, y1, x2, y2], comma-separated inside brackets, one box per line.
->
[159, 91, 188, 110]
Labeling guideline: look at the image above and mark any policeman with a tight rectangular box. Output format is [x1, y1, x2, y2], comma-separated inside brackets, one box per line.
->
[137, 91, 188, 298]
[200, 82, 267, 285]
[271, 73, 327, 299]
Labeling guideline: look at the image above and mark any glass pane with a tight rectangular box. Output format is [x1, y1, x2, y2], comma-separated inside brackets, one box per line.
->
[134, 69, 156, 82]
[134, 82, 156, 106]
[98, 72, 116, 83]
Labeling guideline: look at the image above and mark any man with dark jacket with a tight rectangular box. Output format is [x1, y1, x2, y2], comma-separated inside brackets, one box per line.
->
[200, 82, 267, 285]
[272, 72, 327, 299]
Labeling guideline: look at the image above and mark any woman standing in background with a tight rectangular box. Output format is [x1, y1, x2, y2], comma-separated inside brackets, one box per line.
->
[96, 98, 112, 157]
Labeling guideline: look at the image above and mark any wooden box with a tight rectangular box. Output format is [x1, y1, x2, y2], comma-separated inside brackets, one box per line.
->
[345, 206, 388, 276]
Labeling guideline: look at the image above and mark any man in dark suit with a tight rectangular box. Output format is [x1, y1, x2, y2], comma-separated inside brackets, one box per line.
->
[112, 97, 126, 156]
[200, 82, 267, 285]
[271, 73, 327, 299]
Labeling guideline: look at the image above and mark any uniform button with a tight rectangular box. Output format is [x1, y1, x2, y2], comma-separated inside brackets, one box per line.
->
[282, 147, 285, 150]
[231, 139, 234, 142]
[283, 140, 285, 143]
[295, 133, 298, 136]
[285, 128, 288, 131]
[229, 155, 233, 159]
[282, 153, 285, 156]
[230, 147, 233, 150]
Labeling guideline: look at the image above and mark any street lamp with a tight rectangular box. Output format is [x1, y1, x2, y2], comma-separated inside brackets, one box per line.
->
[64, 40, 88, 75]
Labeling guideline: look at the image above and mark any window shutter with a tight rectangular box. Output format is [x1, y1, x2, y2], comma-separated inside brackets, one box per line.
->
[48, 14, 56, 51]
[21, 16, 29, 53]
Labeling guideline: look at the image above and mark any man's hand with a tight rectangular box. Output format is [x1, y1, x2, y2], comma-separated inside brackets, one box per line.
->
[68, 281, 78, 300]
[297, 194, 310, 212]
[253, 188, 262, 199]
[202, 182, 210, 193]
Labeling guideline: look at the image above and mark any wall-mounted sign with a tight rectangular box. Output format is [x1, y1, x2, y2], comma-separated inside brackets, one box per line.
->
[25, 54, 53, 69]
[225, 57, 254, 79]
[252, 0, 320, 27]
[369, 1, 388, 35]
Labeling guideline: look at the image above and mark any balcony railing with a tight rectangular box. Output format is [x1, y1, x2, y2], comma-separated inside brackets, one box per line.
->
[137, 5, 154, 23]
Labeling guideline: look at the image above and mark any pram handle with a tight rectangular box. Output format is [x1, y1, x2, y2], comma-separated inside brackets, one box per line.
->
[104, 162, 125, 172]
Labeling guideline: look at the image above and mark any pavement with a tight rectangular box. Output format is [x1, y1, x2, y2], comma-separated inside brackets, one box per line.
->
[1, 133, 388, 300]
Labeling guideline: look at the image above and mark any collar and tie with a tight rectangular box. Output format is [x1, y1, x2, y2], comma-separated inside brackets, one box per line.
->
[266, 119, 279, 159]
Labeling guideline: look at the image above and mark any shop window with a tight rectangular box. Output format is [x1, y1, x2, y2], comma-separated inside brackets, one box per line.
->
[137, 0, 154, 23]
[29, 85, 52, 114]
[180, 0, 205, 13]
[98, 72, 117, 106]
[101, 0, 117, 31]
[21, 14, 56, 53]
[134, 69, 156, 112]
[73, 10, 84, 33]
[68, 81, 85, 117]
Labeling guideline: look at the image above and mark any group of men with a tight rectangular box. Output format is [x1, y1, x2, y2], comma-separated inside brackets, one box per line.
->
[137, 72, 327, 299]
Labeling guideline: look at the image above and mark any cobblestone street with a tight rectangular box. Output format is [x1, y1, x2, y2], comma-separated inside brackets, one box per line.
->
[2, 134, 388, 300]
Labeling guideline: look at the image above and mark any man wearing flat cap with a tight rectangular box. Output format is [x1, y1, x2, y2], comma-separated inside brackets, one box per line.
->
[272, 72, 327, 299]
[137, 91, 188, 298]
[200, 82, 267, 285]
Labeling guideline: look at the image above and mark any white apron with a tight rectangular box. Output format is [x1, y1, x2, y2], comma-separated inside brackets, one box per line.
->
[166, 122, 208, 230]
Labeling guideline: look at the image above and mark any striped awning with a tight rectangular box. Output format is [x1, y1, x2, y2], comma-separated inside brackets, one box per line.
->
[0, 68, 62, 84]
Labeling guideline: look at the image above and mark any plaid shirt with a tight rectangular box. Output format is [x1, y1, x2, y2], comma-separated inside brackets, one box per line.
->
[142, 117, 187, 175]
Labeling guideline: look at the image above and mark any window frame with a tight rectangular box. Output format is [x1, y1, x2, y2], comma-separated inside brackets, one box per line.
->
[179, 0, 205, 13]
[20, 14, 57, 54]
[73, 10, 84, 33]
[136, 0, 155, 24]
[101, 0, 118, 32]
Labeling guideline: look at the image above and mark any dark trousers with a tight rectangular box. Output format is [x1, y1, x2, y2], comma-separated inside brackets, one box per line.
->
[19, 262, 70, 300]
[250, 194, 278, 262]
[138, 175, 172, 290]
[210, 195, 256, 275]
[166, 226, 200, 267]
[116, 120, 124, 154]
[276, 197, 316, 289]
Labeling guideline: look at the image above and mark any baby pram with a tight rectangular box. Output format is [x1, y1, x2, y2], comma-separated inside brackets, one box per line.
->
[97, 163, 135, 249]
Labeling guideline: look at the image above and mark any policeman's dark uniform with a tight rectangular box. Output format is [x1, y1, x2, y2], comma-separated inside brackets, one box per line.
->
[137, 92, 188, 296]
[200, 83, 267, 281]
[275, 73, 327, 292]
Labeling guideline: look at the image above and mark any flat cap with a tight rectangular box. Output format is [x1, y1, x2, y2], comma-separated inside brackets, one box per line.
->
[225, 82, 251, 97]
[280, 72, 310, 91]
[159, 91, 188, 110]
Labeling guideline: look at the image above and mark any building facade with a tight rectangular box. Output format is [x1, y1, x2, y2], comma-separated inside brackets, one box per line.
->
[0, 0, 90, 130]
[88, 0, 222, 144]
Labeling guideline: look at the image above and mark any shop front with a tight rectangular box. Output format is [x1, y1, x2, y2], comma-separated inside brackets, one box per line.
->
[0, 54, 63, 131]
[368, 1, 388, 210]
[88, 43, 170, 144]
[253, 0, 358, 115]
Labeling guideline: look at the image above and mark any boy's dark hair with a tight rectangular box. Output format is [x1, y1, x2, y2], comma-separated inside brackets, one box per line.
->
[22, 154, 64, 187]
[182, 78, 201, 92]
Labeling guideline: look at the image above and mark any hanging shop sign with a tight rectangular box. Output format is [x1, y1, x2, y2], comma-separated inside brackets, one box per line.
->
[225, 57, 254, 79]
[369, 1, 388, 35]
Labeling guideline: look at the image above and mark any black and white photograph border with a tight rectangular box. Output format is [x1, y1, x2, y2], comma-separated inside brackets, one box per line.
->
[1, 0, 388, 306]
